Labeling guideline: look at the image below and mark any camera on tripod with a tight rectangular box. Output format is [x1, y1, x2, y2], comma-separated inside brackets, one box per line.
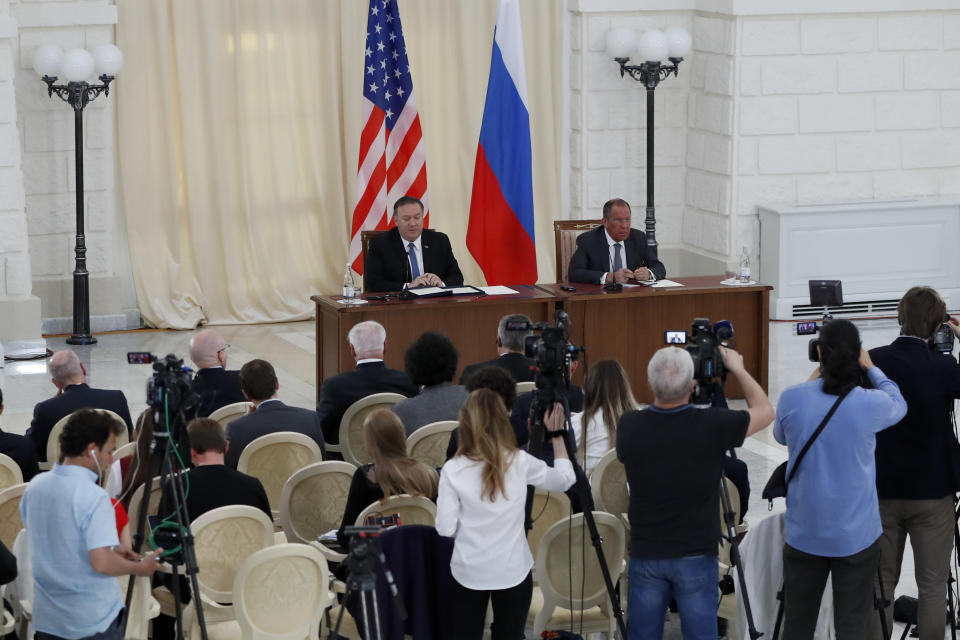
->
[128, 351, 197, 448]
[511, 311, 583, 435]
[666, 318, 733, 406]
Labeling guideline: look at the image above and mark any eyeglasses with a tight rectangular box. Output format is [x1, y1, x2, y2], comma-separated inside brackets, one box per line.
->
[217, 344, 230, 354]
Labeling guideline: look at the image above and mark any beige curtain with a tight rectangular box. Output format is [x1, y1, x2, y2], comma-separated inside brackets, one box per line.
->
[117, 0, 562, 329]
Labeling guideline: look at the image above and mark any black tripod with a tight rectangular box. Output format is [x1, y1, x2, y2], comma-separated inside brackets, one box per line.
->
[718, 449, 762, 639]
[121, 407, 208, 640]
[528, 394, 627, 639]
[328, 526, 406, 640]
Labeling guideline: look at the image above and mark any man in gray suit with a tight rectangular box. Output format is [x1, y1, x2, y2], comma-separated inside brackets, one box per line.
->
[392, 331, 467, 436]
[224, 359, 325, 468]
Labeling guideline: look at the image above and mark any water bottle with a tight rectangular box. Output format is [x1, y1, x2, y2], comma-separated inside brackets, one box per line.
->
[342, 263, 357, 303]
[738, 246, 751, 283]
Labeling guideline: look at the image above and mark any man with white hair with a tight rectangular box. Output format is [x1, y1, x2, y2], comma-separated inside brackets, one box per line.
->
[27, 350, 133, 462]
[617, 346, 773, 639]
[458, 313, 537, 384]
[189, 328, 245, 417]
[316, 320, 416, 446]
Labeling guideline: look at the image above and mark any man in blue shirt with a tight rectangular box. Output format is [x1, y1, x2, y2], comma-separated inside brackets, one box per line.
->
[21, 408, 160, 640]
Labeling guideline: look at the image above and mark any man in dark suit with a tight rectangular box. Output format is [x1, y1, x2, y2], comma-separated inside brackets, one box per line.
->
[224, 359, 325, 469]
[317, 320, 416, 445]
[189, 328, 246, 418]
[459, 314, 536, 384]
[160, 418, 271, 521]
[0, 387, 39, 481]
[567, 198, 667, 285]
[363, 196, 464, 292]
[27, 350, 133, 462]
[868, 286, 960, 638]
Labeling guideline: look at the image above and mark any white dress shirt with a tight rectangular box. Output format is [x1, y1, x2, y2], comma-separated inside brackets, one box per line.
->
[436, 450, 575, 590]
[569, 411, 613, 474]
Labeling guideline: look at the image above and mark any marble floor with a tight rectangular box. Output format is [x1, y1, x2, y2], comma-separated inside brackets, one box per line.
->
[0, 316, 950, 638]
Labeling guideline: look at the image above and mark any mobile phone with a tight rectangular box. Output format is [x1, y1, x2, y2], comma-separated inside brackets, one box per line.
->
[560, 285, 576, 292]
[796, 322, 818, 336]
[127, 351, 154, 364]
[664, 330, 687, 344]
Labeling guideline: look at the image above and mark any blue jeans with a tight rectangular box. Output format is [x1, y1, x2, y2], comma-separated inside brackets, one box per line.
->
[628, 555, 718, 640]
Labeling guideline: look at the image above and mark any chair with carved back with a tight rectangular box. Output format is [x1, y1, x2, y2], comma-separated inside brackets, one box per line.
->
[553, 219, 603, 282]
[335, 393, 407, 466]
[237, 431, 324, 520]
[0, 453, 23, 492]
[406, 420, 458, 471]
[41, 409, 129, 471]
[208, 402, 252, 431]
[360, 229, 389, 293]
[355, 494, 437, 527]
[0, 484, 27, 550]
[278, 460, 357, 563]
[155, 505, 275, 639]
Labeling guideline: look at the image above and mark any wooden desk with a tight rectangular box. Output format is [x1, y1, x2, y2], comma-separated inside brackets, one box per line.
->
[311, 286, 558, 401]
[537, 277, 772, 403]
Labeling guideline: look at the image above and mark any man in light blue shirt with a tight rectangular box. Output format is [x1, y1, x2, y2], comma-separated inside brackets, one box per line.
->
[21, 408, 160, 640]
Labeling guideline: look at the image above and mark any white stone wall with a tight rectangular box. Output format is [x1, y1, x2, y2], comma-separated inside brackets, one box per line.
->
[568, 1, 960, 276]
[734, 10, 960, 271]
[569, 8, 690, 249]
[8, 0, 135, 329]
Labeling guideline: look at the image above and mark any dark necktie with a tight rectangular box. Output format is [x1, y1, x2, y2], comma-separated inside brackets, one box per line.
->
[613, 243, 623, 272]
[408, 242, 421, 278]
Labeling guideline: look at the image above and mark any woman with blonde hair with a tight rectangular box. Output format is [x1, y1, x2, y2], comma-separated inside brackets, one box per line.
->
[571, 359, 637, 473]
[437, 389, 576, 640]
[337, 409, 438, 545]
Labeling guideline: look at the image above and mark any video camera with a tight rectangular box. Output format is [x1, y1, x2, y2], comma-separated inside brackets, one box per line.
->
[931, 314, 955, 355]
[127, 352, 197, 453]
[666, 318, 733, 406]
[512, 311, 583, 430]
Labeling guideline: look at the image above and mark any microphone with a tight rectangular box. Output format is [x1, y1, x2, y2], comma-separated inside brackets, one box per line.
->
[713, 320, 734, 341]
[400, 245, 411, 286]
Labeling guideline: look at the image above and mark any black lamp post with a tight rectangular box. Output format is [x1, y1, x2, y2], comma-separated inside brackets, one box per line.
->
[606, 27, 692, 261]
[32, 45, 123, 345]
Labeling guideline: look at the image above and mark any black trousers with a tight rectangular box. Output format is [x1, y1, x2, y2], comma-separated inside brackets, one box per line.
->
[782, 538, 881, 640]
[449, 572, 533, 640]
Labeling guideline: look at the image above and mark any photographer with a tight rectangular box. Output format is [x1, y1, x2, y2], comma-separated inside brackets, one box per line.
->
[617, 345, 773, 638]
[436, 389, 575, 640]
[774, 319, 906, 639]
[868, 286, 960, 639]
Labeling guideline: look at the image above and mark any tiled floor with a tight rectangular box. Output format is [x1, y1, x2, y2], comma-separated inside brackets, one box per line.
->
[1, 316, 951, 638]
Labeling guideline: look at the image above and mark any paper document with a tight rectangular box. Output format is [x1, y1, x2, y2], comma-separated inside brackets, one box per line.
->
[447, 286, 483, 295]
[409, 286, 445, 296]
[479, 285, 518, 295]
[339, 298, 370, 305]
[319, 529, 339, 542]
[649, 279, 684, 288]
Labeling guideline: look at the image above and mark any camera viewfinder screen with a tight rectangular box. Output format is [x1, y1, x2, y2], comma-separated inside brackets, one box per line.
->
[796, 322, 817, 336]
[665, 330, 687, 344]
[127, 351, 153, 364]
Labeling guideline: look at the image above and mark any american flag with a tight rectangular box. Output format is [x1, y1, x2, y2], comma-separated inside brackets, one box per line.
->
[349, 0, 428, 274]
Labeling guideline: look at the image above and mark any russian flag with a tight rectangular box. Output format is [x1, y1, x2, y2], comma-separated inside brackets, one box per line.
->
[467, 0, 537, 285]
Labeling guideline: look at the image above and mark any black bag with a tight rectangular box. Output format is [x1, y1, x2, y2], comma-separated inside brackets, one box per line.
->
[762, 387, 852, 506]
[892, 595, 918, 625]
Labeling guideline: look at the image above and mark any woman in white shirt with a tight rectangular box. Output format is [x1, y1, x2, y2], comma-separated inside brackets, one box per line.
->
[570, 359, 638, 474]
[436, 389, 576, 640]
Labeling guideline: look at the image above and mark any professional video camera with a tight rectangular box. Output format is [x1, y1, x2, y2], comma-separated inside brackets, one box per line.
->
[128, 351, 197, 453]
[512, 311, 583, 439]
[666, 318, 733, 406]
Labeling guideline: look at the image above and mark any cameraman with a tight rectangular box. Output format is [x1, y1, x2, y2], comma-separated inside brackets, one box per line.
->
[868, 286, 960, 639]
[617, 345, 773, 639]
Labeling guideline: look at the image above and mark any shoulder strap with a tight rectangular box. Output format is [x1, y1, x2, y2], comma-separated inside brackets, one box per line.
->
[786, 385, 854, 485]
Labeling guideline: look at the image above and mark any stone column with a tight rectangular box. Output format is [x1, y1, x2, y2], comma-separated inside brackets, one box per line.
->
[0, 0, 42, 350]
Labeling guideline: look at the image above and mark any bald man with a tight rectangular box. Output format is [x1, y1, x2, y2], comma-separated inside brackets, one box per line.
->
[189, 329, 245, 417]
[27, 350, 133, 462]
